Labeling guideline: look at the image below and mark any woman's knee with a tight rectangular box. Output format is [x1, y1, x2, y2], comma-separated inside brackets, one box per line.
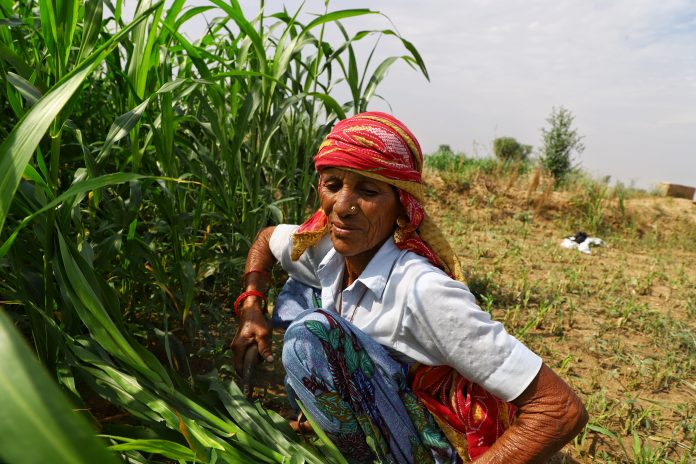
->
[282, 309, 333, 371]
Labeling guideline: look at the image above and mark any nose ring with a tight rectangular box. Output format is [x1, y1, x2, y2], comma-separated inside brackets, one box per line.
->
[349, 205, 358, 214]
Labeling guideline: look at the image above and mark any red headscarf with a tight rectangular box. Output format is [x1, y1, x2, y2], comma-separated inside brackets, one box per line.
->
[292, 112, 458, 278]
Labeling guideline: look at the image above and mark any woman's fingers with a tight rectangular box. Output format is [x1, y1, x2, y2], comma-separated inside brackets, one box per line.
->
[232, 335, 252, 376]
[231, 307, 273, 374]
[256, 332, 274, 364]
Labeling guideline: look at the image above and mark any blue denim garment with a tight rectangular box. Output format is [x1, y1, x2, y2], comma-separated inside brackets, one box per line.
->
[283, 309, 456, 464]
[271, 277, 322, 329]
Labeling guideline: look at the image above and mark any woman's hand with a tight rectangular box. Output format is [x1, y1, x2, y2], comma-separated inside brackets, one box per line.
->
[475, 363, 588, 463]
[230, 296, 274, 376]
[231, 226, 277, 376]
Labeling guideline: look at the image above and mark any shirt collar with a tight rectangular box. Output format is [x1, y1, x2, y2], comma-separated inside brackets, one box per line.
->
[317, 237, 402, 303]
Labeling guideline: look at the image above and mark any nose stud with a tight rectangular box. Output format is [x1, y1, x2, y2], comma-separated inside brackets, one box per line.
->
[349, 205, 358, 214]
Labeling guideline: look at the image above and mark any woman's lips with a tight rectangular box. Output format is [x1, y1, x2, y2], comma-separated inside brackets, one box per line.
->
[331, 222, 359, 236]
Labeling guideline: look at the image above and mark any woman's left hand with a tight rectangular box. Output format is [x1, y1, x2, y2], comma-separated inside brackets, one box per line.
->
[475, 363, 588, 463]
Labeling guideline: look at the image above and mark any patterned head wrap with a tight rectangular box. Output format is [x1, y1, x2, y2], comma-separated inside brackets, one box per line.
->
[291, 111, 463, 281]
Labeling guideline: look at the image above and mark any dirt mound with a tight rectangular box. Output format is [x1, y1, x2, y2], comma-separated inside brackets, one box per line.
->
[625, 196, 696, 222]
[423, 169, 695, 238]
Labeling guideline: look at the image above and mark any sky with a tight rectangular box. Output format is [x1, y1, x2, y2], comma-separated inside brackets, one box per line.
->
[145, 0, 696, 190]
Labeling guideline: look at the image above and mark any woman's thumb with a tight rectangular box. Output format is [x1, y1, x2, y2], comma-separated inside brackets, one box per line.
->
[257, 337, 274, 363]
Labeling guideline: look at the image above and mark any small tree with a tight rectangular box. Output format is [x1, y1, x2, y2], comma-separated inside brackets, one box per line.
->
[437, 144, 454, 155]
[493, 136, 532, 162]
[540, 106, 585, 182]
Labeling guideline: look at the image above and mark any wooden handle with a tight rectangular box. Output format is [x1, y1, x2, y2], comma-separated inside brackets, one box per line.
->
[242, 344, 260, 399]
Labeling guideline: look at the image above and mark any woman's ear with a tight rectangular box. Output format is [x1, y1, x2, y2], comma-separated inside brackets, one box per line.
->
[396, 214, 409, 228]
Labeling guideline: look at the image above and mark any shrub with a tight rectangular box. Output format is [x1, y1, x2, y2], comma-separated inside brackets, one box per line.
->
[426, 146, 462, 172]
[539, 106, 585, 183]
[493, 137, 531, 162]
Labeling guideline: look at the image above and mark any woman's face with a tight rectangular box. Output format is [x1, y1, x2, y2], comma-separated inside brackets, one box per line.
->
[319, 168, 403, 265]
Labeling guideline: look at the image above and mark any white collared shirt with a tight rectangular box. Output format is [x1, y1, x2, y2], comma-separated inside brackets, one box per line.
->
[269, 224, 542, 401]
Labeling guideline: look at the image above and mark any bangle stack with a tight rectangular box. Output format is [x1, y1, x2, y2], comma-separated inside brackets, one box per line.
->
[233, 269, 272, 318]
[233, 290, 268, 318]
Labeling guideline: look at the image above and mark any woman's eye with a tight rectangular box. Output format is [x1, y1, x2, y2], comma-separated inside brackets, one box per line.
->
[323, 182, 341, 192]
[361, 189, 378, 197]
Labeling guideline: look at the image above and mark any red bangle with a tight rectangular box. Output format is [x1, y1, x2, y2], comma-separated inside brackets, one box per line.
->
[233, 290, 268, 317]
[242, 269, 272, 285]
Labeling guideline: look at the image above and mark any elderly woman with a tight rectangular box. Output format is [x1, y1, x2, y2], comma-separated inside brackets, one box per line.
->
[231, 112, 587, 463]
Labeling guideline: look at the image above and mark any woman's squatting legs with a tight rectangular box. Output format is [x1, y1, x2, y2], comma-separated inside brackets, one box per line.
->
[282, 309, 456, 464]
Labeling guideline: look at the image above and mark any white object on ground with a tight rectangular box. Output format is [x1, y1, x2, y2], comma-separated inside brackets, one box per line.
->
[560, 236, 605, 254]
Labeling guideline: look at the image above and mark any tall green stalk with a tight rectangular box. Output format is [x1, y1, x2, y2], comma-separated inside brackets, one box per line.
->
[0, 1, 429, 461]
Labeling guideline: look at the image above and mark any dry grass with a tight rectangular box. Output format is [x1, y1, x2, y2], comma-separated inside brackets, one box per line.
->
[423, 167, 695, 463]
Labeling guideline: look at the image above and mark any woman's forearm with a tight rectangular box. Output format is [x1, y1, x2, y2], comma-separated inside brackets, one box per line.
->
[476, 363, 588, 463]
[241, 226, 276, 297]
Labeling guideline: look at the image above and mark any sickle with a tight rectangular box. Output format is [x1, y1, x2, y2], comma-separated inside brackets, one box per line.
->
[242, 344, 260, 399]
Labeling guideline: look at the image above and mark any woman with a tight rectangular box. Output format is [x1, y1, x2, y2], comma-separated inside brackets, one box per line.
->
[231, 112, 588, 463]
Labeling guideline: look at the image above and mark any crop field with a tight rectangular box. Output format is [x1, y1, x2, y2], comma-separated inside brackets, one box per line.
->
[0, 1, 428, 462]
[1, 0, 694, 463]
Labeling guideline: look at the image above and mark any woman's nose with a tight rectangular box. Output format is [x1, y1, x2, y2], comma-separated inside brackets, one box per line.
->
[334, 188, 357, 216]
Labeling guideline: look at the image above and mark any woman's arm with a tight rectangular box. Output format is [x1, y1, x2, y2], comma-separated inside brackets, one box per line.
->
[476, 363, 588, 463]
[230, 226, 276, 375]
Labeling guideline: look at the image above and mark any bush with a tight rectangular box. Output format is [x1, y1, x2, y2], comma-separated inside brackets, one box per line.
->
[493, 137, 531, 162]
[539, 106, 585, 183]
[426, 146, 462, 172]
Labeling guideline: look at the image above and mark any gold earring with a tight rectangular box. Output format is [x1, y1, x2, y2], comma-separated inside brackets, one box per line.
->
[396, 216, 409, 228]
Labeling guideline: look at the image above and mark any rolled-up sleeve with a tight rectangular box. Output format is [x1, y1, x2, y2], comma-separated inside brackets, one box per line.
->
[406, 270, 542, 401]
[269, 225, 330, 288]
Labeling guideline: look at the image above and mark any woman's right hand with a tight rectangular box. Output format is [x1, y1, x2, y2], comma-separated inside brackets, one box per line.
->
[231, 226, 277, 375]
[230, 296, 274, 376]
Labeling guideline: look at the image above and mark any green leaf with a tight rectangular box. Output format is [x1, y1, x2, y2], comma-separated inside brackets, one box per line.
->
[0, 42, 34, 79]
[297, 400, 349, 464]
[0, 172, 146, 258]
[0, 1, 163, 234]
[105, 437, 196, 461]
[6, 72, 42, 106]
[76, 0, 103, 64]
[303, 9, 375, 32]
[0, 311, 119, 464]
[304, 319, 329, 342]
[342, 336, 358, 373]
[204, 373, 329, 464]
[96, 97, 151, 163]
[360, 56, 398, 112]
[56, 229, 172, 387]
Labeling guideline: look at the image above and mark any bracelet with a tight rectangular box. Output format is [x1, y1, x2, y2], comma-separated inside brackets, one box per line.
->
[242, 269, 272, 285]
[233, 290, 268, 318]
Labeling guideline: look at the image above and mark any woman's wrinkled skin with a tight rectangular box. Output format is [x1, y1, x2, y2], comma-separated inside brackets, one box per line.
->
[319, 168, 403, 284]
[230, 226, 276, 373]
[479, 363, 588, 463]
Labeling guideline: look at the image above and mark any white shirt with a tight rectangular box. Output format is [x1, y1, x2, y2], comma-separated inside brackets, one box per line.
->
[269, 224, 542, 401]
